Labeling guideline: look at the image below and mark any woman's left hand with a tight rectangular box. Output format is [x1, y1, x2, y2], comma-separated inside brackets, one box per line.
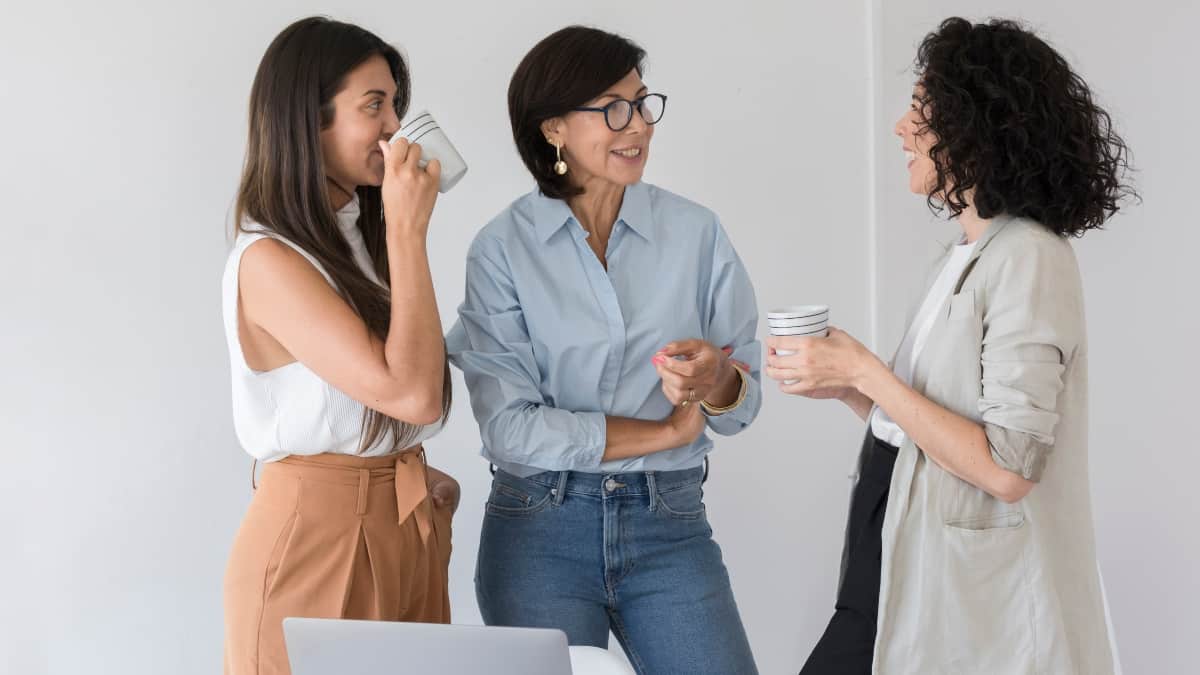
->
[653, 339, 739, 407]
[764, 327, 883, 398]
[426, 466, 461, 515]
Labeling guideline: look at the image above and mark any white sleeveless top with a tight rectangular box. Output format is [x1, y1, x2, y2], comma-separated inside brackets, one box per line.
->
[222, 196, 443, 462]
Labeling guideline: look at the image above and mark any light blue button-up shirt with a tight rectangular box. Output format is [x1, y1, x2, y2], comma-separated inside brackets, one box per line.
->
[446, 182, 761, 477]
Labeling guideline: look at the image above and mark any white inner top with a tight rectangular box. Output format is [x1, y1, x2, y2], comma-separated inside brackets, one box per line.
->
[221, 196, 442, 462]
[870, 240, 977, 448]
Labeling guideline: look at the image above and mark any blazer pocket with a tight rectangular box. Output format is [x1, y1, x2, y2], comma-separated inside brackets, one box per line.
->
[939, 469, 1024, 531]
[945, 510, 1025, 531]
[948, 289, 976, 320]
[940, 509, 1036, 670]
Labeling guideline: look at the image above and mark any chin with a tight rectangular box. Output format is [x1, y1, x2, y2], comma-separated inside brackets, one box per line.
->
[364, 158, 385, 186]
[612, 169, 646, 186]
[909, 172, 934, 195]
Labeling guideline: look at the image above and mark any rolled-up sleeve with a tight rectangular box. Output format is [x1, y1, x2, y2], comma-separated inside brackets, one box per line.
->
[977, 242, 1078, 482]
[446, 237, 606, 470]
[701, 223, 763, 436]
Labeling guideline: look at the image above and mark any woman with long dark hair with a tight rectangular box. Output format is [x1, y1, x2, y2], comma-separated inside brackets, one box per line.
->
[221, 17, 457, 674]
[767, 18, 1136, 674]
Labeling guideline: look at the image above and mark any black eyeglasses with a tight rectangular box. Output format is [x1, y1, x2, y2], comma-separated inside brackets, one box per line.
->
[572, 93, 668, 131]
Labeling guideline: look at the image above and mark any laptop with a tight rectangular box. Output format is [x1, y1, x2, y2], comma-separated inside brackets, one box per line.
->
[283, 617, 574, 675]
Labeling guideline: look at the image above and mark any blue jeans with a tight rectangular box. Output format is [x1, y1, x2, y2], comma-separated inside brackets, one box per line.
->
[475, 466, 758, 675]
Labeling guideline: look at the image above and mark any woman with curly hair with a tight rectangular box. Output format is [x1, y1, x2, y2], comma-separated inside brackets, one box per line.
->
[766, 17, 1136, 674]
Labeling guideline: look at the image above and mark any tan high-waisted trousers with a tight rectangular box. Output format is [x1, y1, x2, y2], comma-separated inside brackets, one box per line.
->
[223, 449, 452, 675]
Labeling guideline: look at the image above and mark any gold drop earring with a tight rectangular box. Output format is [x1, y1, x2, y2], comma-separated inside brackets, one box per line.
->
[553, 141, 568, 176]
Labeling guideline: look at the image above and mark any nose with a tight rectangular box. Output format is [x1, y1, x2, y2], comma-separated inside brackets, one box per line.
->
[624, 105, 650, 134]
[382, 107, 402, 139]
[893, 114, 906, 139]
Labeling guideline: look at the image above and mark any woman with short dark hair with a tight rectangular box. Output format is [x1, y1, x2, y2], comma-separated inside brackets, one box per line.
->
[448, 25, 761, 674]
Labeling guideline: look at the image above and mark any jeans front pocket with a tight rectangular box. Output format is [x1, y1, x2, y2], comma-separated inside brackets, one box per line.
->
[484, 472, 555, 518]
[656, 481, 706, 521]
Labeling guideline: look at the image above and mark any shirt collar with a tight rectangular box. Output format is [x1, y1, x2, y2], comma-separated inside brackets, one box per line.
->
[532, 182, 654, 243]
[532, 189, 575, 242]
[336, 194, 361, 235]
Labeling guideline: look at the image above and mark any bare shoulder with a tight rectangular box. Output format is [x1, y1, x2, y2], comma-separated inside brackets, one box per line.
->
[238, 237, 337, 307]
[241, 237, 327, 281]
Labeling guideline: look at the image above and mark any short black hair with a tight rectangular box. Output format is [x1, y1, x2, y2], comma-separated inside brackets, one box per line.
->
[508, 26, 646, 200]
[915, 17, 1137, 237]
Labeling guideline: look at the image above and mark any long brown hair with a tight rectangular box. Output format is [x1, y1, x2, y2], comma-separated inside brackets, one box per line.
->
[234, 16, 450, 452]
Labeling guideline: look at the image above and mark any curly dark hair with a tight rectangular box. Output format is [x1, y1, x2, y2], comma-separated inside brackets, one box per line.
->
[914, 17, 1137, 237]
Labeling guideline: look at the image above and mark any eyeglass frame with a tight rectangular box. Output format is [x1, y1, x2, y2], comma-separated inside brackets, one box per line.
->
[571, 93, 668, 131]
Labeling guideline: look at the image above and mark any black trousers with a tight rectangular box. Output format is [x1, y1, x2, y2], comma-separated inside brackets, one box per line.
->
[800, 434, 899, 675]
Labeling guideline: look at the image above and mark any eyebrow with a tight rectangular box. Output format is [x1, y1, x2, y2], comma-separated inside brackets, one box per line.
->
[363, 89, 392, 98]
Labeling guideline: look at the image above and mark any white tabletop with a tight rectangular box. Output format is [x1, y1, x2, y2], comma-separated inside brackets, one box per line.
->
[567, 646, 636, 674]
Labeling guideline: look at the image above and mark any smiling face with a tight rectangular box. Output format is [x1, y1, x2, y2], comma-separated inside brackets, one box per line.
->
[319, 54, 403, 193]
[893, 85, 939, 196]
[541, 69, 654, 192]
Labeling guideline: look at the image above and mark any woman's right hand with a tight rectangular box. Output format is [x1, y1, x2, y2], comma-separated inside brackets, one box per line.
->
[664, 402, 707, 447]
[377, 139, 441, 240]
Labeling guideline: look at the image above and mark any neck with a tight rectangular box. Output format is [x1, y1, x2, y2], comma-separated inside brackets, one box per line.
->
[566, 179, 625, 242]
[327, 177, 355, 211]
[956, 201, 991, 244]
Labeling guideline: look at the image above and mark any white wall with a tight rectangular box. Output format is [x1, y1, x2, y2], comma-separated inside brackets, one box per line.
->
[5, 1, 1191, 673]
[872, 3, 1200, 673]
[0, 1, 871, 673]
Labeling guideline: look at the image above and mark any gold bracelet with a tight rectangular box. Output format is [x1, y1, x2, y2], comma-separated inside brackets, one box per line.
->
[701, 365, 749, 415]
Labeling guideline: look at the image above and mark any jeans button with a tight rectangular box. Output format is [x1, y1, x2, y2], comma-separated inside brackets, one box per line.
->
[604, 478, 618, 492]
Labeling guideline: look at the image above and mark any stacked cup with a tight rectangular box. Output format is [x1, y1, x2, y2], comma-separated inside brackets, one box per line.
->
[389, 110, 469, 193]
[767, 305, 829, 339]
[767, 305, 829, 384]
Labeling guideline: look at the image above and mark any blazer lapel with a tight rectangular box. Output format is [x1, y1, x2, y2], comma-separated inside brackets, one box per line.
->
[907, 215, 1014, 392]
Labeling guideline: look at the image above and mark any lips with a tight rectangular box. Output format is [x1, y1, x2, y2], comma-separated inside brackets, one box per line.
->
[611, 146, 642, 159]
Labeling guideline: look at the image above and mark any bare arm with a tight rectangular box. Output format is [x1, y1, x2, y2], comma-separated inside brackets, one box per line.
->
[602, 405, 706, 462]
[840, 389, 876, 422]
[238, 139, 446, 425]
[766, 329, 1034, 503]
[857, 359, 1034, 503]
